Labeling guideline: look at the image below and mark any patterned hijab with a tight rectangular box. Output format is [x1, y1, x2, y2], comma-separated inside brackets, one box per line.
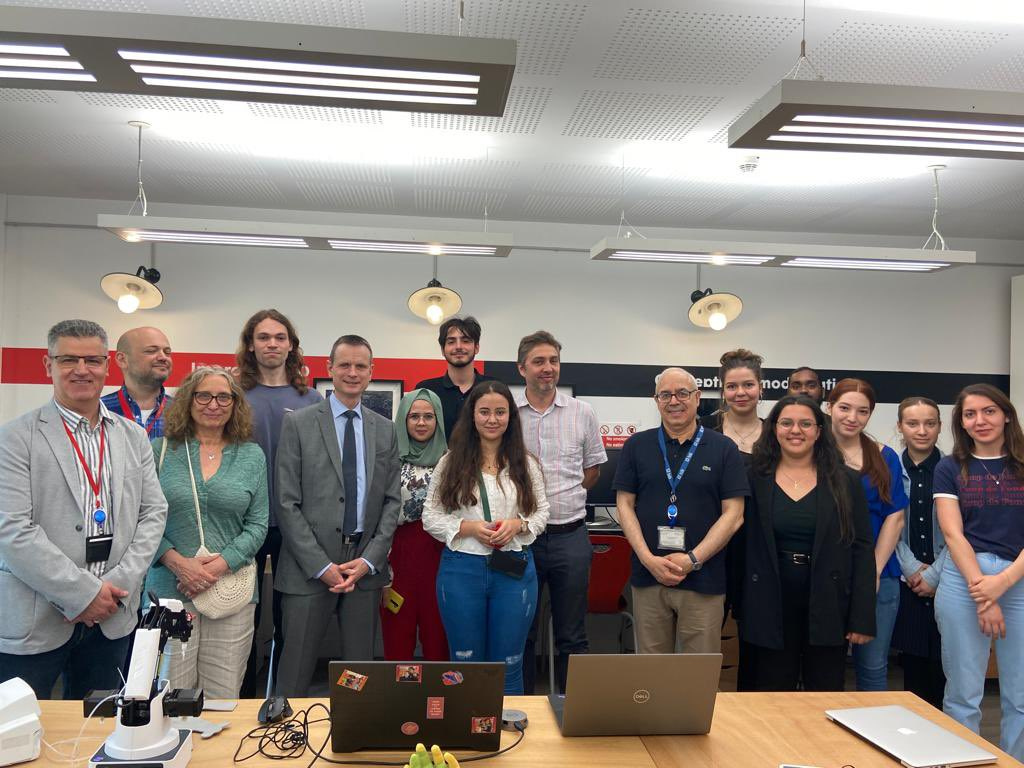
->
[395, 388, 448, 467]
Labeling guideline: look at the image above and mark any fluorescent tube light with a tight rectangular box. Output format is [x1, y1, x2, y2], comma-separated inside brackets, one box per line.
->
[0, 70, 95, 81]
[126, 65, 478, 95]
[99, 215, 514, 257]
[0, 7, 514, 114]
[730, 79, 1024, 160]
[118, 50, 481, 83]
[0, 57, 84, 69]
[590, 237, 973, 272]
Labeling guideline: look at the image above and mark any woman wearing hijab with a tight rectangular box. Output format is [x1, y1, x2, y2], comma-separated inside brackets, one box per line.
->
[380, 388, 450, 661]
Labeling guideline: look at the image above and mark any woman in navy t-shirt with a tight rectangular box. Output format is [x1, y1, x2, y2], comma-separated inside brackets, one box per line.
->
[828, 378, 908, 691]
[934, 383, 1024, 761]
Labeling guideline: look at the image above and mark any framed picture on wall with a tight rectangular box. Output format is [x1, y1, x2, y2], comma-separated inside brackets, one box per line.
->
[314, 379, 404, 421]
[507, 384, 575, 401]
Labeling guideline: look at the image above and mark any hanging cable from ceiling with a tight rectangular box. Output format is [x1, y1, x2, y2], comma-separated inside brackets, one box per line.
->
[782, 0, 823, 81]
[922, 164, 948, 251]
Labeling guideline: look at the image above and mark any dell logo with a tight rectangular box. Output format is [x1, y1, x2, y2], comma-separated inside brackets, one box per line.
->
[633, 689, 651, 704]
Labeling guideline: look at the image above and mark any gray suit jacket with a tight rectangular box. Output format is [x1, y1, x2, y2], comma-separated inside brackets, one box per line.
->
[0, 401, 168, 654]
[275, 398, 401, 595]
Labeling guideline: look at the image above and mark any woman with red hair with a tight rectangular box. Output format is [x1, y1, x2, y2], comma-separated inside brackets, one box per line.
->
[828, 379, 907, 690]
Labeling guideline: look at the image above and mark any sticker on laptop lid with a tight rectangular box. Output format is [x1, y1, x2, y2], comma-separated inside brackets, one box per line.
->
[471, 716, 496, 734]
[401, 722, 419, 736]
[426, 697, 444, 719]
[396, 664, 422, 683]
[337, 669, 368, 692]
[441, 671, 464, 686]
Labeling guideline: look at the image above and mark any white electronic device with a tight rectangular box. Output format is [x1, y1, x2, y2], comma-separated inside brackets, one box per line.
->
[0, 677, 42, 767]
[87, 598, 204, 768]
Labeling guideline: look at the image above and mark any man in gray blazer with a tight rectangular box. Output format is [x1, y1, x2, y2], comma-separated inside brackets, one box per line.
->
[0, 319, 167, 699]
[275, 334, 401, 696]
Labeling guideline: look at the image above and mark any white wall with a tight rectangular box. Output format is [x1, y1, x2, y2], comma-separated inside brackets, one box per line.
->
[2, 194, 1022, 451]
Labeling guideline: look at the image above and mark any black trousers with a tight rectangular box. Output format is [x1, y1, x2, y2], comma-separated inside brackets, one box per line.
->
[902, 653, 946, 709]
[748, 558, 846, 691]
[522, 524, 592, 694]
[240, 525, 284, 698]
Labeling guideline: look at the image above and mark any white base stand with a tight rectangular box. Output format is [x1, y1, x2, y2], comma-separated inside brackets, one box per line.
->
[89, 729, 192, 768]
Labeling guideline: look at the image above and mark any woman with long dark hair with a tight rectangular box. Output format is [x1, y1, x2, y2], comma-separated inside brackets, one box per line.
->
[828, 378, 907, 691]
[738, 395, 874, 690]
[422, 380, 549, 694]
[892, 396, 947, 708]
[934, 384, 1024, 760]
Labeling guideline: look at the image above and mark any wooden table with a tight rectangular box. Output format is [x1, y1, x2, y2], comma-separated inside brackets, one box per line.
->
[34, 692, 1017, 767]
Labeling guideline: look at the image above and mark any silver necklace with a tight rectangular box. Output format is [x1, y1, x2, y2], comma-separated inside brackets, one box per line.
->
[726, 415, 760, 447]
[977, 457, 1004, 486]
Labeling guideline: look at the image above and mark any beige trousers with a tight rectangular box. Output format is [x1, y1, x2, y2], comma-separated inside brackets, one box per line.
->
[631, 585, 724, 654]
[164, 603, 256, 699]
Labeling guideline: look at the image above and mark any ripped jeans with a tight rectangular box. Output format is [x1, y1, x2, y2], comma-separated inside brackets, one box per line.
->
[436, 547, 538, 694]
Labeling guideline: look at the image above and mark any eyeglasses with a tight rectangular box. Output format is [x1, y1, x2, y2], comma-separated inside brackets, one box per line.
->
[193, 391, 235, 407]
[777, 418, 818, 431]
[407, 413, 436, 422]
[654, 388, 698, 404]
[52, 355, 107, 369]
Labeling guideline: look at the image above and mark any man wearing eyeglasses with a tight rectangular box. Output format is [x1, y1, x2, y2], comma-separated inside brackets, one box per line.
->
[0, 319, 167, 699]
[101, 326, 174, 438]
[613, 367, 748, 655]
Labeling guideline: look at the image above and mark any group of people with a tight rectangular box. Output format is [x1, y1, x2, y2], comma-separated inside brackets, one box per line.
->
[0, 318, 1020, 760]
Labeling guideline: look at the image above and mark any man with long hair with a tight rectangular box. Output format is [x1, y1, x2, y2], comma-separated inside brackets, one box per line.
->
[236, 309, 322, 697]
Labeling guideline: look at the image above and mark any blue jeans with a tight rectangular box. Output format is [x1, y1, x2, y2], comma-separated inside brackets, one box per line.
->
[852, 575, 899, 691]
[0, 624, 130, 700]
[436, 548, 538, 695]
[935, 553, 1024, 760]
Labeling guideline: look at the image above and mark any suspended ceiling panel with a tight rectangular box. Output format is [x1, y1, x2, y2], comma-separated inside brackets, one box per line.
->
[2, 0, 1024, 240]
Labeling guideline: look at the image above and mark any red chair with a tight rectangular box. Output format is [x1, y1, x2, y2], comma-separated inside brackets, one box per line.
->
[548, 533, 637, 692]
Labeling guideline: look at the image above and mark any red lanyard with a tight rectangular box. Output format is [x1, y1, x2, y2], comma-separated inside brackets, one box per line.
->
[62, 418, 105, 509]
[118, 388, 164, 434]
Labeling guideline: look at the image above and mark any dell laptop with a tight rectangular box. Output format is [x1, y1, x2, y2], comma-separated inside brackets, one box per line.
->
[328, 661, 504, 753]
[549, 653, 722, 737]
[825, 705, 997, 768]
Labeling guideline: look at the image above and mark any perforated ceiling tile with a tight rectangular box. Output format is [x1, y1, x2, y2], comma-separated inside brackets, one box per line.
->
[596, 9, 798, 85]
[76, 92, 223, 113]
[170, 175, 283, 203]
[410, 86, 551, 133]
[522, 193, 618, 221]
[0, 88, 58, 104]
[296, 181, 395, 211]
[405, 0, 587, 76]
[182, 0, 364, 26]
[562, 90, 719, 141]
[531, 163, 648, 197]
[413, 159, 518, 188]
[246, 102, 382, 124]
[414, 188, 508, 216]
[2, 0, 149, 10]
[708, 100, 757, 144]
[971, 50, 1024, 92]
[146, 140, 268, 177]
[717, 201, 846, 229]
[285, 160, 391, 185]
[820, 205, 927, 235]
[626, 196, 738, 225]
[810, 22, 1006, 86]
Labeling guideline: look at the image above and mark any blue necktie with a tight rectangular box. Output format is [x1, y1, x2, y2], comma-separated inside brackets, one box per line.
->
[342, 410, 358, 535]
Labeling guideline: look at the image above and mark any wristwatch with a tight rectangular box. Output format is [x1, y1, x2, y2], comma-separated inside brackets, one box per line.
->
[687, 551, 702, 571]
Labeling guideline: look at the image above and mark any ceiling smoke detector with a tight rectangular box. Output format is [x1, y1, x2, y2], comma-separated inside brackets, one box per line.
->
[738, 155, 760, 173]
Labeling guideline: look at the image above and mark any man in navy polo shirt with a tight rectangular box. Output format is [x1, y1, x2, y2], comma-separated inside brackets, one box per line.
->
[613, 367, 748, 654]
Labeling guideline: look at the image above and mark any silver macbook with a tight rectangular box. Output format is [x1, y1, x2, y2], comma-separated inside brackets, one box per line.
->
[549, 653, 721, 737]
[825, 705, 997, 768]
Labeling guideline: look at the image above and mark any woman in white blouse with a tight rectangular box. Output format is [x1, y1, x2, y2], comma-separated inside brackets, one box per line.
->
[423, 380, 550, 694]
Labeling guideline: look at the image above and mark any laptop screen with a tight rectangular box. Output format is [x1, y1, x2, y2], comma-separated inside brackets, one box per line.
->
[328, 661, 504, 753]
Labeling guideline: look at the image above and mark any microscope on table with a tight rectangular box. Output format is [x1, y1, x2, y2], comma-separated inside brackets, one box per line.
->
[84, 596, 204, 768]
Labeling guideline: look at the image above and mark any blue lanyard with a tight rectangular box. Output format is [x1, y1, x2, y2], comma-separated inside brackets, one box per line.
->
[657, 425, 703, 527]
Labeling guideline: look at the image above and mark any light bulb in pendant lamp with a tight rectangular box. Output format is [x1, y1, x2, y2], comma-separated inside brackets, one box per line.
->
[408, 278, 462, 325]
[101, 266, 163, 313]
[688, 288, 742, 331]
[117, 292, 141, 314]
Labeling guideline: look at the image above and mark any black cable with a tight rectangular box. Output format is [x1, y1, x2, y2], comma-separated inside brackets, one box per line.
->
[234, 703, 526, 767]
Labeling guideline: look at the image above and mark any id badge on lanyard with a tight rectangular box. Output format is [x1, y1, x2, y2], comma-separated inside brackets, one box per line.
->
[656, 426, 703, 551]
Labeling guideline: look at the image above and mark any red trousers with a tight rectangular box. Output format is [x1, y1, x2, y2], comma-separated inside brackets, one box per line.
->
[380, 520, 449, 661]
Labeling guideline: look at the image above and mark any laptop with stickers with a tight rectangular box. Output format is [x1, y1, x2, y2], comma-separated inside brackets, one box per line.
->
[549, 653, 722, 736]
[328, 661, 504, 752]
[825, 705, 997, 768]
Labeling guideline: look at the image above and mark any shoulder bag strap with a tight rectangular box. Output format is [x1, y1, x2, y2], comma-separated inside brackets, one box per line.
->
[476, 471, 491, 523]
[183, 441, 207, 550]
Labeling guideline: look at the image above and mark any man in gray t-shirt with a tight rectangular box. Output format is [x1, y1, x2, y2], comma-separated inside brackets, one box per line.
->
[237, 310, 322, 697]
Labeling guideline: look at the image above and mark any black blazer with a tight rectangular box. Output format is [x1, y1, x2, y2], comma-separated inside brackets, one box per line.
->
[736, 465, 875, 650]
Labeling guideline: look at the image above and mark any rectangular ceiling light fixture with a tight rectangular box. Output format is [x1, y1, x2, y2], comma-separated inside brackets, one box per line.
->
[1, 7, 515, 115]
[590, 237, 974, 272]
[99, 215, 514, 257]
[729, 79, 1024, 160]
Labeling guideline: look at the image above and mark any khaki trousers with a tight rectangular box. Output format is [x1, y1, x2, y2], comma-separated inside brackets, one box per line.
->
[632, 584, 724, 654]
[164, 603, 256, 699]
